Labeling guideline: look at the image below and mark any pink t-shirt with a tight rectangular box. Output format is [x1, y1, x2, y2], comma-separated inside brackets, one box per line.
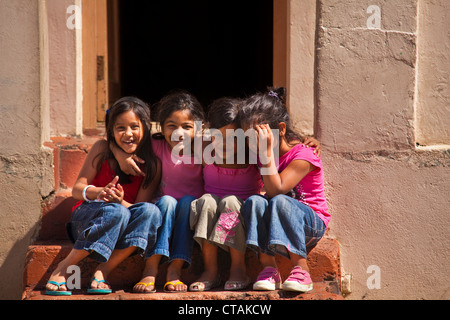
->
[278, 144, 330, 227]
[152, 138, 204, 200]
[203, 164, 263, 200]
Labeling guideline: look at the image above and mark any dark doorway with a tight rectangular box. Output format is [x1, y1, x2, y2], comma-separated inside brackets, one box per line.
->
[118, 0, 273, 113]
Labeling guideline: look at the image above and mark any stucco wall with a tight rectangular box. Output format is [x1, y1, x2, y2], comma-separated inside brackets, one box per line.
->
[48, 0, 78, 136]
[314, 0, 449, 299]
[416, 0, 450, 146]
[0, 0, 53, 299]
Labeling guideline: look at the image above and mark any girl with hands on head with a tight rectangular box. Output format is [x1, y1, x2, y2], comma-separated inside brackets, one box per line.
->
[240, 87, 329, 293]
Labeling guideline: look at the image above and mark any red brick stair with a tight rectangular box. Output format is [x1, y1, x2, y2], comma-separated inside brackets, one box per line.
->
[22, 136, 343, 300]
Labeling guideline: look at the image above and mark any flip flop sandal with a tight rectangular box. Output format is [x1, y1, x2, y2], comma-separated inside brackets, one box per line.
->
[87, 278, 112, 294]
[189, 279, 220, 292]
[164, 281, 187, 293]
[133, 282, 156, 293]
[224, 277, 251, 291]
[45, 281, 72, 296]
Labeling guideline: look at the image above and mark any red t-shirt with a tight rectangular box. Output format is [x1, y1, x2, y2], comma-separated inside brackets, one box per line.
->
[72, 160, 143, 211]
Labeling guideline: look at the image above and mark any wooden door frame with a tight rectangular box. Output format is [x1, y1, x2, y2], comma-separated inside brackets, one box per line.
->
[82, 0, 109, 131]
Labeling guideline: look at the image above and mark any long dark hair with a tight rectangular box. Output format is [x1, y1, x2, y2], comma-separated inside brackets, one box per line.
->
[99, 96, 158, 188]
[239, 87, 303, 143]
[206, 97, 241, 129]
[152, 90, 205, 139]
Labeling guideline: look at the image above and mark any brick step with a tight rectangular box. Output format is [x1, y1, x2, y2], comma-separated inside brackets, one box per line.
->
[40, 135, 100, 241]
[22, 238, 341, 300]
[24, 281, 342, 300]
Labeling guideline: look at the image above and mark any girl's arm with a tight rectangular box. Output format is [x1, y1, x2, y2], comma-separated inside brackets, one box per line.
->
[110, 141, 145, 176]
[262, 159, 315, 198]
[72, 139, 109, 201]
[256, 124, 316, 198]
[134, 158, 162, 203]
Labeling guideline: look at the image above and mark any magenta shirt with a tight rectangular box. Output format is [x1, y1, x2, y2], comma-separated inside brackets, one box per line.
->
[278, 144, 330, 227]
[152, 138, 204, 200]
[203, 163, 263, 200]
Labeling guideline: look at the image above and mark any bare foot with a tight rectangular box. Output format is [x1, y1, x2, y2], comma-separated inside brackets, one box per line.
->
[189, 269, 219, 291]
[164, 260, 187, 292]
[46, 271, 68, 292]
[133, 275, 156, 293]
[90, 270, 111, 290]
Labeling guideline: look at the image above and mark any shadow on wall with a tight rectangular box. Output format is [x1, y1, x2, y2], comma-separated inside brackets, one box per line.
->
[0, 223, 40, 300]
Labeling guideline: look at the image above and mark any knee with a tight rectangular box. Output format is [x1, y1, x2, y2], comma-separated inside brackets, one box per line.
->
[219, 195, 242, 211]
[270, 194, 291, 209]
[269, 195, 300, 219]
[191, 194, 218, 220]
[131, 202, 161, 221]
[179, 195, 196, 204]
[195, 194, 217, 209]
[156, 195, 178, 214]
[243, 195, 267, 212]
[176, 195, 196, 216]
[102, 203, 130, 224]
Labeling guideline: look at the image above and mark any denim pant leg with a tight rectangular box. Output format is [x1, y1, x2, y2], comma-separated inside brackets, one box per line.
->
[115, 202, 162, 255]
[267, 194, 326, 259]
[169, 195, 196, 265]
[70, 202, 131, 263]
[146, 195, 177, 259]
[241, 194, 273, 256]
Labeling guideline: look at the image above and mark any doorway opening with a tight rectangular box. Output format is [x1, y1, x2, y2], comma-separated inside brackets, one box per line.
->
[116, 0, 273, 113]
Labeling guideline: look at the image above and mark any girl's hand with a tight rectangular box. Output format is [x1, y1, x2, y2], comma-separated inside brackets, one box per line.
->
[126, 154, 146, 176]
[303, 137, 321, 157]
[98, 176, 124, 204]
[255, 124, 274, 164]
[110, 141, 145, 176]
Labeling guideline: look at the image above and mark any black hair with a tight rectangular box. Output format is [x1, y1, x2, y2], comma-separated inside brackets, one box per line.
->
[206, 97, 241, 129]
[239, 86, 303, 143]
[99, 96, 158, 188]
[152, 90, 205, 139]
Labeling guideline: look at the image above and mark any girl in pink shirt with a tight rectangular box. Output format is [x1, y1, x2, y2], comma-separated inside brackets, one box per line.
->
[189, 98, 263, 292]
[113, 91, 205, 293]
[240, 87, 328, 293]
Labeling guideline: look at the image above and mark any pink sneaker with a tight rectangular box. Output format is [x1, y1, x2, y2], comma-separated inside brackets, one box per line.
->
[253, 267, 282, 291]
[282, 266, 313, 292]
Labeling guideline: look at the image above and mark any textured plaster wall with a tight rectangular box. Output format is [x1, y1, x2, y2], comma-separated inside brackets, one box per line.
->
[0, 1, 53, 299]
[315, 0, 450, 299]
[47, 0, 78, 136]
[287, 0, 316, 137]
[416, 0, 450, 146]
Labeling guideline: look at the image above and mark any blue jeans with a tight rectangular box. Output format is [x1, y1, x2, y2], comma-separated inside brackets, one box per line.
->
[242, 194, 326, 259]
[69, 202, 161, 263]
[146, 195, 195, 266]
